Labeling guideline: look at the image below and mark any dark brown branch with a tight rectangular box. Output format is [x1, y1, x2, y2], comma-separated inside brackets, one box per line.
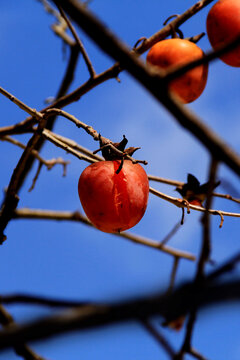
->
[135, 0, 215, 54]
[167, 257, 180, 295]
[11, 38, 80, 196]
[165, 35, 240, 83]
[55, 0, 240, 177]
[0, 118, 47, 243]
[142, 319, 176, 358]
[0, 305, 45, 360]
[0, 280, 239, 351]
[198, 159, 218, 279]
[177, 159, 219, 359]
[0, 294, 89, 308]
[207, 252, 240, 281]
[189, 348, 209, 360]
[55, 3, 96, 77]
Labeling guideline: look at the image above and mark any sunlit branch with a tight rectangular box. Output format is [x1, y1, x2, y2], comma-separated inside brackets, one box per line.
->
[44, 129, 103, 161]
[149, 187, 240, 223]
[55, 3, 96, 77]
[148, 175, 240, 205]
[0, 135, 69, 173]
[42, 129, 97, 163]
[12, 208, 196, 261]
[0, 87, 43, 120]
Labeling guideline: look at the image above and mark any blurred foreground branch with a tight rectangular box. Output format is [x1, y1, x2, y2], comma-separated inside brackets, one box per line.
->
[0, 279, 239, 351]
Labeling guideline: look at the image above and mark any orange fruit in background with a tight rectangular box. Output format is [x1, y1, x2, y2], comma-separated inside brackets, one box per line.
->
[146, 38, 208, 103]
[78, 160, 149, 233]
[207, 0, 240, 67]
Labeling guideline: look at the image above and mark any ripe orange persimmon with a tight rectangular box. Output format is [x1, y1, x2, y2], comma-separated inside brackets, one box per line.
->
[146, 38, 208, 103]
[207, 0, 240, 67]
[78, 160, 149, 233]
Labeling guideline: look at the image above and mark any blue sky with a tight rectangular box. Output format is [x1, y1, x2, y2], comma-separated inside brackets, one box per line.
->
[0, 0, 240, 359]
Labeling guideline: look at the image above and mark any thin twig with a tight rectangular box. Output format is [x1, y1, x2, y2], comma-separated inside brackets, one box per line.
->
[159, 222, 182, 247]
[0, 294, 89, 308]
[43, 129, 103, 161]
[142, 319, 176, 358]
[12, 208, 196, 261]
[148, 175, 240, 205]
[149, 187, 240, 221]
[42, 129, 97, 163]
[0, 135, 70, 192]
[0, 87, 43, 120]
[167, 257, 180, 295]
[55, 3, 96, 77]
[189, 347, 209, 360]
[176, 159, 219, 359]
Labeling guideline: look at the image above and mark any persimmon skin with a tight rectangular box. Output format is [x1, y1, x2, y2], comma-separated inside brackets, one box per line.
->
[207, 0, 240, 67]
[78, 160, 149, 233]
[146, 39, 208, 103]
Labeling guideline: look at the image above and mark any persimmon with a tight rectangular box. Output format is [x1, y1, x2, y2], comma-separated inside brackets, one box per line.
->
[146, 38, 208, 103]
[206, 0, 240, 67]
[78, 160, 149, 233]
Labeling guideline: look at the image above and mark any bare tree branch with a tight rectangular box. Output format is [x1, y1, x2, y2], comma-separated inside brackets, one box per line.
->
[0, 305, 45, 360]
[12, 208, 196, 260]
[148, 175, 240, 205]
[0, 279, 239, 351]
[55, 0, 240, 177]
